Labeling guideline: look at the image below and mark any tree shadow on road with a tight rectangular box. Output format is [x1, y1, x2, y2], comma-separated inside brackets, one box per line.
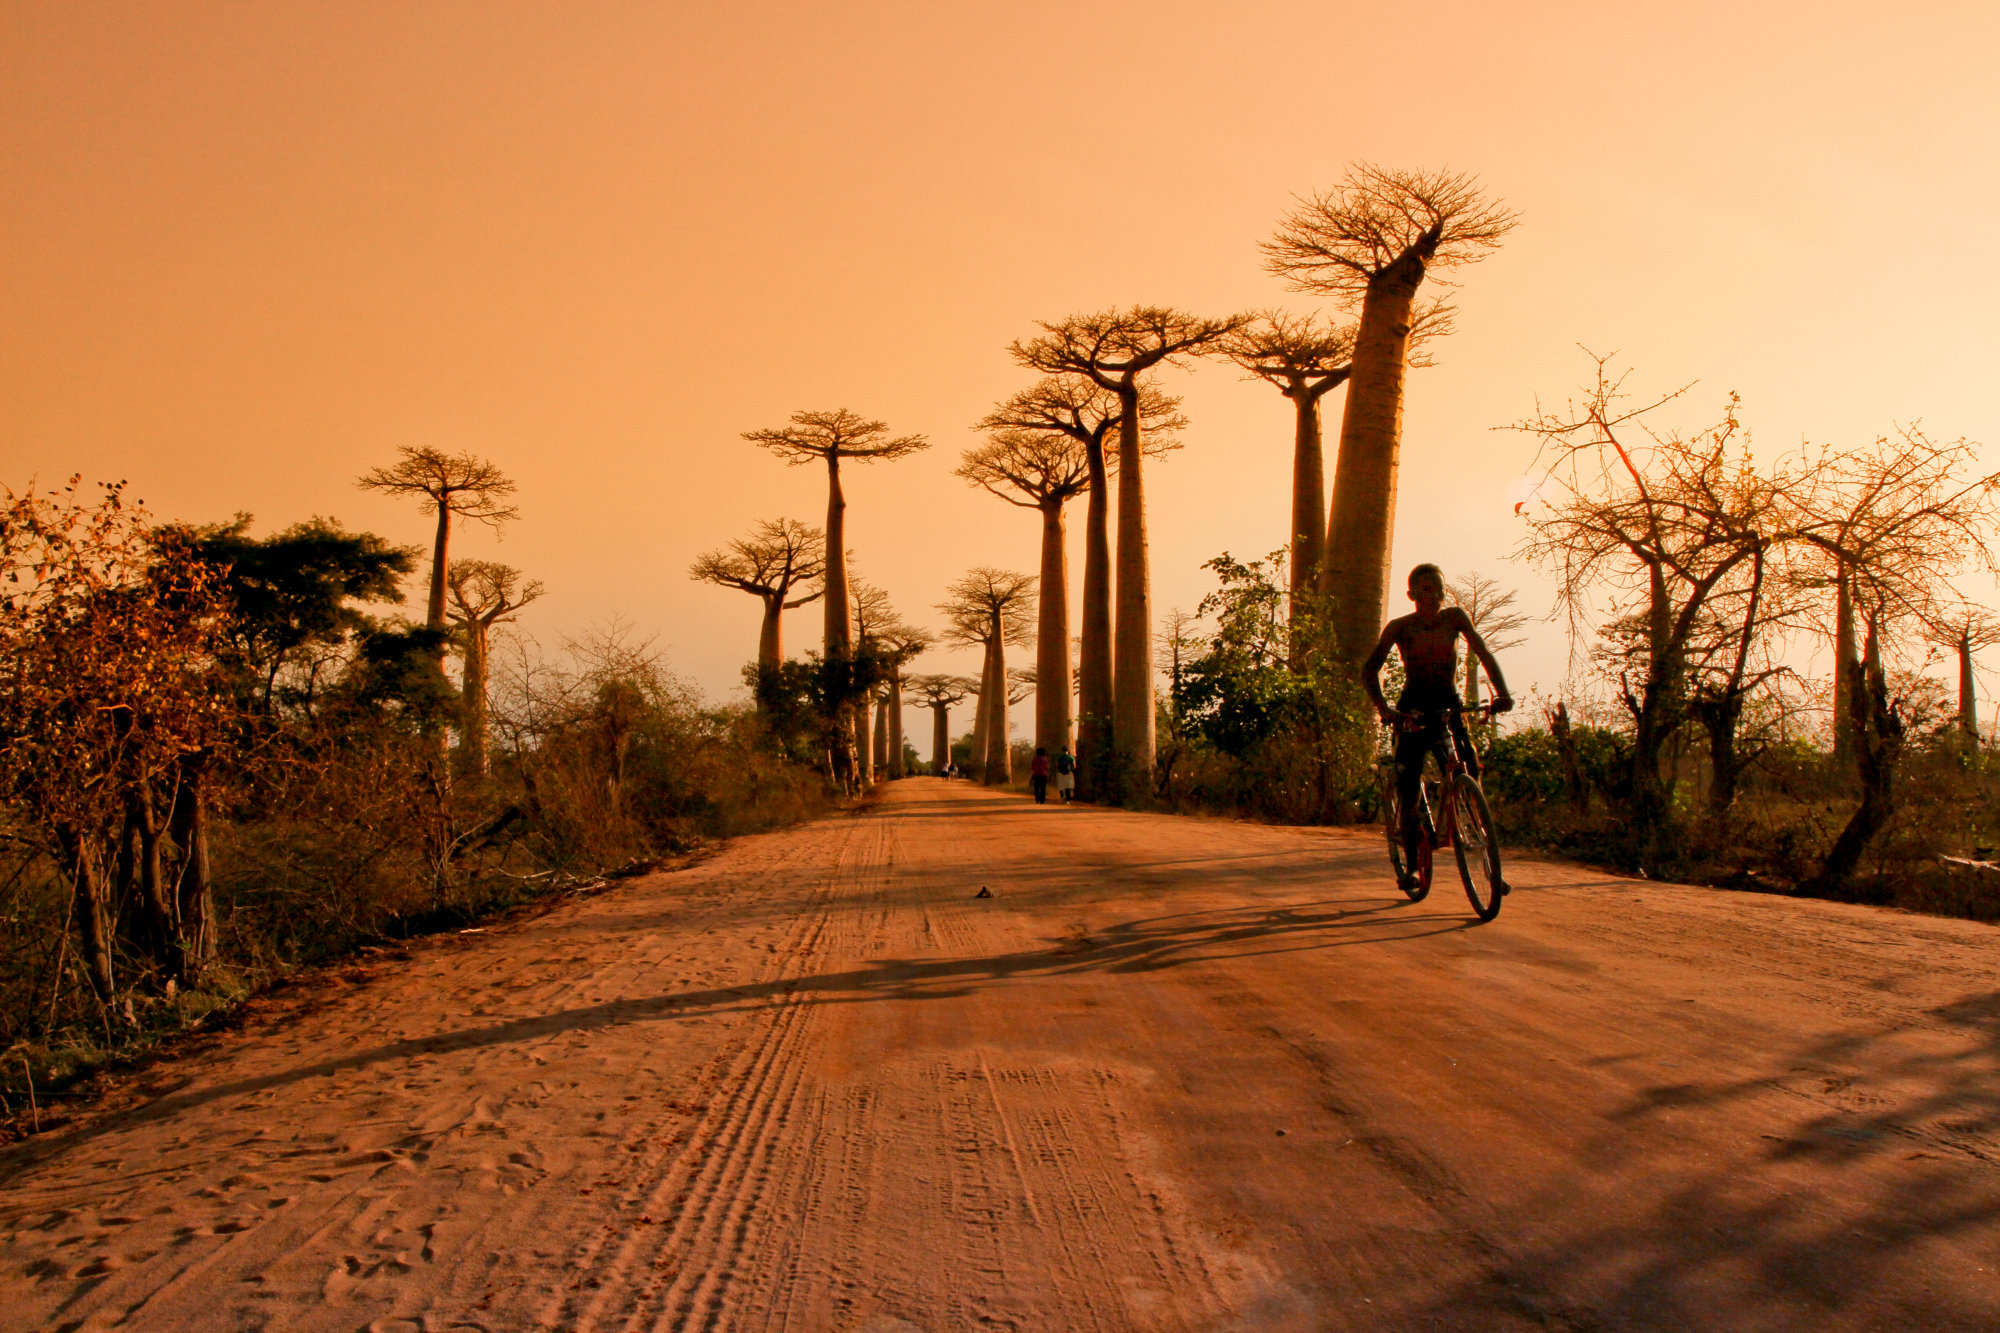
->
[1399, 988, 2000, 1331]
[0, 892, 1474, 1177]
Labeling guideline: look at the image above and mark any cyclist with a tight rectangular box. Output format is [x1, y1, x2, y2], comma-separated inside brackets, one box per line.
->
[1362, 563, 1514, 894]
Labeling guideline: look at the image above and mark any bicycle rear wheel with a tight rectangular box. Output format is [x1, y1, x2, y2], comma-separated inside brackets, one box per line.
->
[1451, 774, 1504, 921]
[1380, 764, 1430, 900]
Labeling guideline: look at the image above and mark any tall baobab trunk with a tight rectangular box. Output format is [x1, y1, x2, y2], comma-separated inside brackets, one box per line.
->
[1463, 652, 1482, 710]
[984, 621, 1011, 785]
[1035, 497, 1073, 755]
[757, 592, 784, 670]
[1111, 388, 1155, 800]
[1318, 247, 1428, 658]
[821, 455, 859, 788]
[859, 693, 876, 787]
[1958, 630, 1979, 743]
[888, 676, 907, 778]
[873, 693, 890, 774]
[1289, 388, 1329, 609]
[460, 619, 492, 778]
[427, 506, 450, 631]
[971, 643, 995, 782]
[931, 700, 950, 773]
[1077, 439, 1114, 799]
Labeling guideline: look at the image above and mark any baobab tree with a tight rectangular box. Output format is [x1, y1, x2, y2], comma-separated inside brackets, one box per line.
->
[357, 446, 519, 646]
[1265, 166, 1518, 658]
[908, 674, 974, 774]
[1227, 308, 1452, 627]
[744, 410, 928, 785]
[939, 567, 1036, 785]
[1927, 607, 2000, 743]
[687, 517, 825, 671]
[875, 623, 933, 778]
[446, 559, 544, 779]
[957, 430, 1092, 757]
[850, 576, 907, 786]
[1445, 571, 1531, 708]
[977, 378, 1184, 798]
[1012, 307, 1248, 800]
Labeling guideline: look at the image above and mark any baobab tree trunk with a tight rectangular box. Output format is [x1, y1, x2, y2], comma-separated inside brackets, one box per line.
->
[1111, 387, 1156, 801]
[1959, 631, 1979, 744]
[1318, 248, 1428, 659]
[888, 676, 906, 778]
[1289, 386, 1329, 616]
[985, 621, 1011, 785]
[971, 643, 994, 782]
[460, 621, 491, 779]
[427, 506, 450, 632]
[1077, 440, 1114, 800]
[1463, 653, 1483, 710]
[1036, 498, 1073, 756]
[820, 455, 858, 789]
[859, 693, 876, 787]
[931, 701, 950, 773]
[873, 693, 890, 775]
[757, 592, 784, 671]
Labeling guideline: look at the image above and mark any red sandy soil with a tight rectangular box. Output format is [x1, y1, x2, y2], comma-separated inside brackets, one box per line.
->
[3, 777, 1998, 1332]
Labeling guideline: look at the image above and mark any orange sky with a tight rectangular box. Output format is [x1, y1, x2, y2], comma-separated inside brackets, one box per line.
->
[6, 1, 1999, 724]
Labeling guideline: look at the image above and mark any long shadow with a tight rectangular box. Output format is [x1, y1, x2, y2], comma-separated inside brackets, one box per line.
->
[0, 894, 1469, 1181]
[1403, 988, 2000, 1330]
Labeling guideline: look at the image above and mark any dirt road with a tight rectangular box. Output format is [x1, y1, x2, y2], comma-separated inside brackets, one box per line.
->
[4, 778, 1998, 1331]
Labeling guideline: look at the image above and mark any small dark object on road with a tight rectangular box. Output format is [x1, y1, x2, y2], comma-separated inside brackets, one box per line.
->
[975, 886, 992, 899]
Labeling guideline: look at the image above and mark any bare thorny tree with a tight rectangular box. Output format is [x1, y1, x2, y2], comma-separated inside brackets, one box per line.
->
[1516, 354, 2000, 885]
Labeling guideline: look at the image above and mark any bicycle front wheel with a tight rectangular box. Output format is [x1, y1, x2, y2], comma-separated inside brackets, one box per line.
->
[1451, 774, 1504, 921]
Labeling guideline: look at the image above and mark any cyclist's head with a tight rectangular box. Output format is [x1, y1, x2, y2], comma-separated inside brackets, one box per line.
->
[1407, 563, 1446, 608]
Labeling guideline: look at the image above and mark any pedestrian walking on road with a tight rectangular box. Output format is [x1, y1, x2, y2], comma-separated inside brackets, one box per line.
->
[1055, 747, 1076, 802]
[1030, 747, 1051, 804]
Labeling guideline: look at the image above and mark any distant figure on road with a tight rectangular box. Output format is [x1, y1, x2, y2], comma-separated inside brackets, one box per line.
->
[1030, 747, 1051, 804]
[1055, 747, 1076, 802]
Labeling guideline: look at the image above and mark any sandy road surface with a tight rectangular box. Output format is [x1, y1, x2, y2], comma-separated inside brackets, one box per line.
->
[4, 778, 1999, 1332]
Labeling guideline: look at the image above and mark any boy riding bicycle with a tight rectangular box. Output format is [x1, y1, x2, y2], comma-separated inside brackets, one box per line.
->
[1362, 564, 1514, 895]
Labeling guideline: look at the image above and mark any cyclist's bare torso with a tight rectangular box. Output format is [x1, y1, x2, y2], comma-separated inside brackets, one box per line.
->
[1376, 608, 1475, 710]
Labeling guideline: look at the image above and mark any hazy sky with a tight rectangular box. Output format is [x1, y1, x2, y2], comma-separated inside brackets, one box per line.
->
[7, 1, 1998, 726]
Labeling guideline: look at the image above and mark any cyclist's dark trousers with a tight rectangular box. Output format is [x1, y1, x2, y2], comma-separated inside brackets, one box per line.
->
[1395, 712, 1480, 863]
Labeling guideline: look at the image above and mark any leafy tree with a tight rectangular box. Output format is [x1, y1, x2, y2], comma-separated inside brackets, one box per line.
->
[179, 515, 414, 713]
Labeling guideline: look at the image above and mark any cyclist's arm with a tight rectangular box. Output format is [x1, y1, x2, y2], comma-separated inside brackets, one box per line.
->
[1456, 612, 1514, 709]
[1361, 620, 1400, 721]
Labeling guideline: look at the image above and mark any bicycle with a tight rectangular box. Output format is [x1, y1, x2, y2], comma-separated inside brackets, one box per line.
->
[1378, 703, 1506, 922]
